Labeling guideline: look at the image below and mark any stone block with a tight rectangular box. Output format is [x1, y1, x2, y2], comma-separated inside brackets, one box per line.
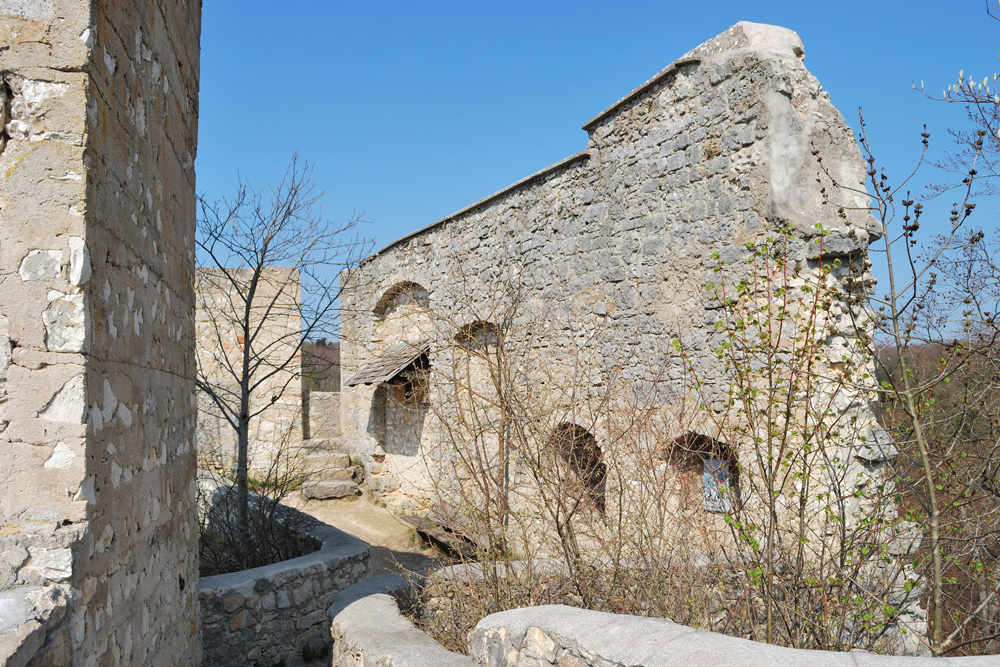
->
[302, 480, 358, 499]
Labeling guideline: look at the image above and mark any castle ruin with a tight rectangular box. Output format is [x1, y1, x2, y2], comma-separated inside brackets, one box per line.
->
[0, 5, 917, 664]
[337, 22, 886, 520]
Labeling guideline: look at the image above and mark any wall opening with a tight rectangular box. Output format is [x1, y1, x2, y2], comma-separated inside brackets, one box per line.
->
[552, 423, 606, 515]
[374, 281, 430, 320]
[366, 351, 430, 457]
[667, 432, 739, 513]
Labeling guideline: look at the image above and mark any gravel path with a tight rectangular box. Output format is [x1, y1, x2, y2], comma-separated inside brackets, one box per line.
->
[297, 495, 438, 575]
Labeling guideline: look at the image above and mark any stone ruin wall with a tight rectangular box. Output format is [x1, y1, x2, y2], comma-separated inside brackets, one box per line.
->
[307, 391, 341, 440]
[339, 23, 883, 518]
[195, 267, 303, 475]
[0, 0, 201, 664]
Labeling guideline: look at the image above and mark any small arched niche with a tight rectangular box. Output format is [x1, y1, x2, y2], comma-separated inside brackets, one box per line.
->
[552, 422, 607, 515]
[374, 281, 430, 320]
[454, 320, 500, 351]
[372, 281, 432, 349]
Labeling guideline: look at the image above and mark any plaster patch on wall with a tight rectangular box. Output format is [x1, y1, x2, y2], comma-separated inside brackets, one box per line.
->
[43, 291, 89, 353]
[116, 404, 132, 427]
[20, 80, 68, 113]
[22, 548, 73, 582]
[101, 380, 116, 422]
[89, 403, 103, 432]
[103, 47, 116, 75]
[95, 525, 113, 554]
[68, 237, 91, 286]
[19, 250, 62, 281]
[39, 374, 86, 423]
[0, 317, 10, 377]
[73, 475, 95, 505]
[43, 441, 77, 469]
[0, 0, 54, 20]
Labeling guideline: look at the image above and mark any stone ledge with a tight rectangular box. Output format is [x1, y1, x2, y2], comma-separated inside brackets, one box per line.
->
[470, 605, 999, 666]
[328, 574, 468, 667]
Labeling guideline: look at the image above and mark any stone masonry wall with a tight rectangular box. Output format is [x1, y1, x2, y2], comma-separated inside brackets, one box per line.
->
[200, 520, 370, 667]
[307, 390, 341, 441]
[0, 0, 201, 664]
[196, 267, 303, 474]
[339, 23, 881, 514]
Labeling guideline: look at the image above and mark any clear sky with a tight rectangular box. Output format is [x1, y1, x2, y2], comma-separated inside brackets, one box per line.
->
[196, 1, 998, 266]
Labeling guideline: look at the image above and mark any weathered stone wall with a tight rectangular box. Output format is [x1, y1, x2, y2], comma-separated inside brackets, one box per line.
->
[339, 22, 880, 514]
[0, 0, 201, 663]
[196, 267, 303, 474]
[307, 390, 341, 440]
[201, 519, 370, 667]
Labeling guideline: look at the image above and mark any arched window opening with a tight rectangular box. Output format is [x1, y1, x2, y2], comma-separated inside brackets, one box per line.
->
[373, 281, 429, 319]
[668, 433, 739, 513]
[455, 320, 499, 347]
[553, 423, 607, 515]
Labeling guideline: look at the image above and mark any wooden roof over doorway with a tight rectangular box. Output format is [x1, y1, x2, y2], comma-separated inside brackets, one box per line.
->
[344, 340, 429, 387]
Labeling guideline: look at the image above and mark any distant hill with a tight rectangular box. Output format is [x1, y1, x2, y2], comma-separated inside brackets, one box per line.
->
[303, 341, 340, 392]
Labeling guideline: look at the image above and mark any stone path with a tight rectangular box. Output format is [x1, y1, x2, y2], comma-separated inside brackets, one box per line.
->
[297, 495, 438, 576]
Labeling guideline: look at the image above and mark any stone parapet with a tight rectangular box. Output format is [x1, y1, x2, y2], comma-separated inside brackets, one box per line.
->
[200, 521, 370, 667]
[470, 606, 999, 666]
[328, 574, 468, 667]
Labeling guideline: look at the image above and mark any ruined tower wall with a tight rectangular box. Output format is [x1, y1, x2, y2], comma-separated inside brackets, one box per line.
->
[339, 23, 879, 512]
[195, 267, 303, 474]
[0, 0, 201, 663]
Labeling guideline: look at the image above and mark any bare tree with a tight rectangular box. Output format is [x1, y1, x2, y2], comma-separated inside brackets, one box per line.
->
[816, 103, 1000, 653]
[195, 155, 370, 547]
[922, 5, 999, 199]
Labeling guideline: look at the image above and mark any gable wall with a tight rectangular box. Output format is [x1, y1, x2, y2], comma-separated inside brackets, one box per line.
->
[339, 23, 876, 513]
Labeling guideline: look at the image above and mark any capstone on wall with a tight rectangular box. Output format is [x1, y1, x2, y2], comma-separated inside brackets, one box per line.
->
[0, 0, 201, 664]
[195, 267, 303, 474]
[339, 22, 883, 518]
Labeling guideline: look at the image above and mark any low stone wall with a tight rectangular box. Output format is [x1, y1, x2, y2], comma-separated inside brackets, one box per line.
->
[329, 574, 467, 667]
[200, 521, 370, 667]
[323, 564, 1000, 666]
[470, 606, 999, 667]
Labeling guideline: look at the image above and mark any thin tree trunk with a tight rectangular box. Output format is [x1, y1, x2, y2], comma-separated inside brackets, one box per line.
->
[236, 420, 250, 547]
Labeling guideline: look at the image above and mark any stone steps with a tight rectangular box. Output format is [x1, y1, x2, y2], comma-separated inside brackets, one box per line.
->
[300, 438, 360, 499]
[304, 451, 351, 470]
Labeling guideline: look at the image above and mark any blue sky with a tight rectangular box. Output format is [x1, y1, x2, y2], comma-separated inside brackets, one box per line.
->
[196, 1, 998, 264]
